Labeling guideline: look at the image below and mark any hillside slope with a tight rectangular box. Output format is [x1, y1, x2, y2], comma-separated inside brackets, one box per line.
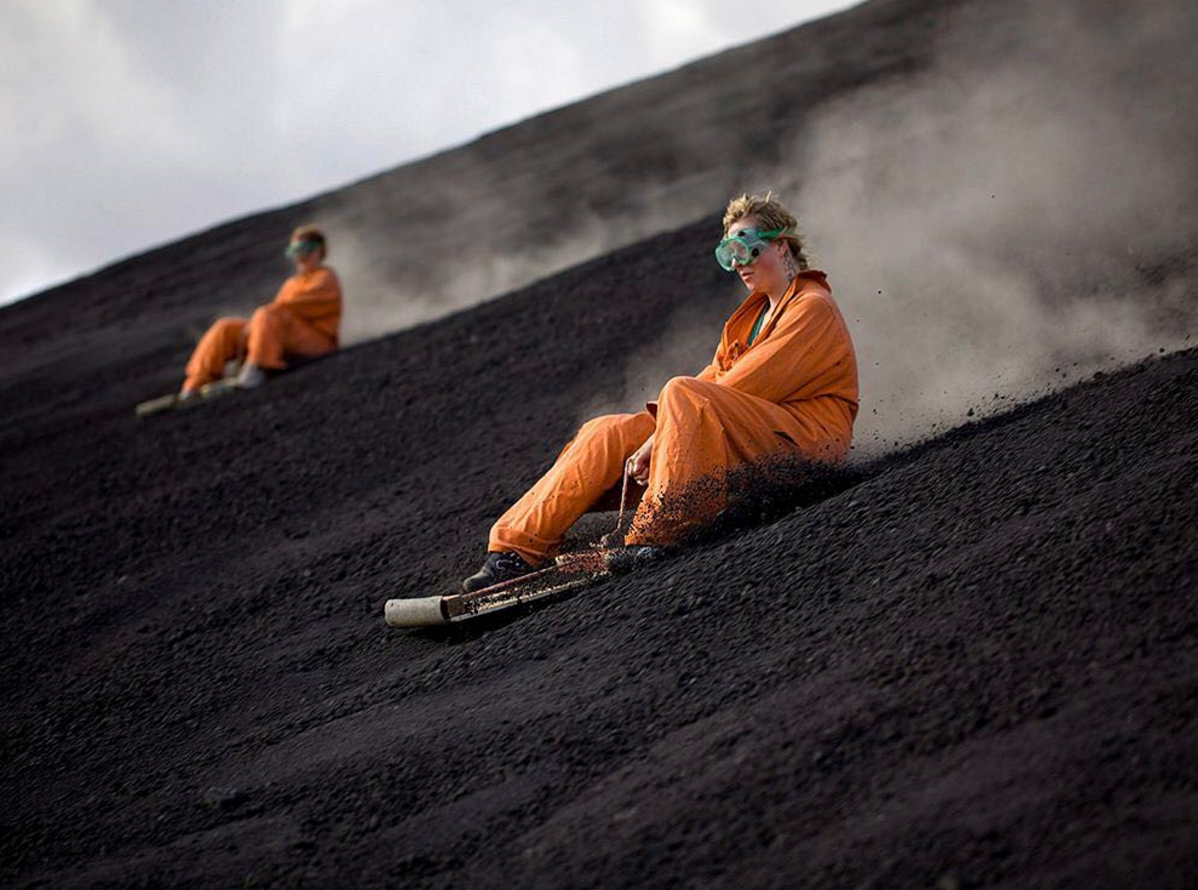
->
[2, 216, 1195, 888]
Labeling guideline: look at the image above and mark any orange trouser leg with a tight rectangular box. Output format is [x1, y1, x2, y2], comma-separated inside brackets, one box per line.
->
[245, 304, 336, 370]
[183, 317, 249, 391]
[626, 376, 828, 546]
[490, 412, 656, 565]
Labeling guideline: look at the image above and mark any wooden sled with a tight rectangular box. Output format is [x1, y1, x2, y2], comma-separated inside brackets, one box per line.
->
[384, 550, 612, 628]
[134, 378, 239, 418]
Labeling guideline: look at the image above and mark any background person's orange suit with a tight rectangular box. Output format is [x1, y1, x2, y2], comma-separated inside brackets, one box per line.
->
[491, 270, 859, 564]
[183, 267, 343, 391]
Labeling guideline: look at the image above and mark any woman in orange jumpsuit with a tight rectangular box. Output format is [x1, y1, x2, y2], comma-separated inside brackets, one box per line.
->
[179, 225, 342, 398]
[463, 193, 859, 591]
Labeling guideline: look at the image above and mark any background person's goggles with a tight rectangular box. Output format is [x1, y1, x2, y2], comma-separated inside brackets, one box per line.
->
[714, 227, 786, 271]
[285, 240, 322, 259]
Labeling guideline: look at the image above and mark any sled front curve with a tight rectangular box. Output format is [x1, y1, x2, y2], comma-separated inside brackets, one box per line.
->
[384, 596, 449, 627]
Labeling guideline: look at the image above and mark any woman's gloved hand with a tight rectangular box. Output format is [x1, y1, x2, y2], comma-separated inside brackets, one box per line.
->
[626, 434, 654, 486]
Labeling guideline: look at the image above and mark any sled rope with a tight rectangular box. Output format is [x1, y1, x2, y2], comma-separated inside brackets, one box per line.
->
[600, 469, 634, 548]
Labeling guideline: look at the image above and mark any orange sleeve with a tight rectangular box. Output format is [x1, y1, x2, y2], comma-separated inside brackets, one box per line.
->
[714, 296, 846, 404]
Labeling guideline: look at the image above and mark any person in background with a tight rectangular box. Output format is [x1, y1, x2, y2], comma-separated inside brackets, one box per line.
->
[179, 224, 342, 398]
[462, 192, 859, 592]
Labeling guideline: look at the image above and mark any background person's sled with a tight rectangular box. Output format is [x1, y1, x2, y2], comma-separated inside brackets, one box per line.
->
[134, 361, 245, 418]
[134, 380, 240, 417]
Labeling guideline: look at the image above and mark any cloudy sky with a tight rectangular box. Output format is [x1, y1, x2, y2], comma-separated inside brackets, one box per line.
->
[0, 0, 856, 307]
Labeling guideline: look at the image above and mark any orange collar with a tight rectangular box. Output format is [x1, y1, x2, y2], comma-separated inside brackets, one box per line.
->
[726, 270, 829, 343]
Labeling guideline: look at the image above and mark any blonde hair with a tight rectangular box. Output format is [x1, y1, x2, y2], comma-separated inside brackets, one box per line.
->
[722, 192, 808, 270]
[291, 224, 327, 257]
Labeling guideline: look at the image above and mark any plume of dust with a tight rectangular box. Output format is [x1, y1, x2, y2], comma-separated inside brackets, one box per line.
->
[580, 0, 1198, 463]
[324, 163, 739, 346]
[321, 0, 1197, 468]
[784, 0, 1198, 459]
[328, 214, 625, 346]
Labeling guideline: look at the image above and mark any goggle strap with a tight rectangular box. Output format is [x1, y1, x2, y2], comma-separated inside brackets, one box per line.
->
[719, 226, 790, 245]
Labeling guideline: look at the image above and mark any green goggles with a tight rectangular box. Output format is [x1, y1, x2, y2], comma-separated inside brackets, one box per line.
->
[714, 227, 787, 271]
[284, 240, 321, 259]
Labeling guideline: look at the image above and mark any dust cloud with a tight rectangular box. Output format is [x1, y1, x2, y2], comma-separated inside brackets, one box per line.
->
[327, 166, 738, 347]
[588, 0, 1198, 459]
[786, 0, 1198, 456]
[330, 214, 620, 346]
[329, 0, 1197, 461]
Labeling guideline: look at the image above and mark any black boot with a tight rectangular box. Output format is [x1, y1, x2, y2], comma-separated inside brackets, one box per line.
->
[462, 551, 537, 593]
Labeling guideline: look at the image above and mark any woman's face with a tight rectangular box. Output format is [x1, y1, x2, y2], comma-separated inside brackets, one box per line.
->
[726, 216, 789, 294]
[287, 238, 323, 272]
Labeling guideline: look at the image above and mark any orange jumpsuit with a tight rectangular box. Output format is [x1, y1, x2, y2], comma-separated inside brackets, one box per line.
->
[490, 270, 858, 564]
[183, 266, 342, 391]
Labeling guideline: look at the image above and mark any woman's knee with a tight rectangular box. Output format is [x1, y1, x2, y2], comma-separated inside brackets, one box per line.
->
[248, 304, 289, 339]
[576, 412, 653, 446]
[208, 316, 243, 336]
[199, 317, 247, 351]
[658, 376, 717, 413]
[250, 304, 279, 324]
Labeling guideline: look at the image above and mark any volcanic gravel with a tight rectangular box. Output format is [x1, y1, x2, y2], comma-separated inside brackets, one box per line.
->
[1, 211, 1196, 889]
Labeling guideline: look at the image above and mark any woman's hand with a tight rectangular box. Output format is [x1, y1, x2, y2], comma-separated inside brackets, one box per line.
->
[627, 434, 654, 486]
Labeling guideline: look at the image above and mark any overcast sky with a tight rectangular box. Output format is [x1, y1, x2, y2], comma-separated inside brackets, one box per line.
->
[0, 0, 856, 307]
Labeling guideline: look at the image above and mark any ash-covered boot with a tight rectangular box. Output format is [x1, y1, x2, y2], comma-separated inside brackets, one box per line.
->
[462, 551, 537, 593]
[236, 362, 267, 389]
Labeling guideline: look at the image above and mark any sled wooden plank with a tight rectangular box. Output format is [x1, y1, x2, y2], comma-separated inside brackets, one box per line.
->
[135, 394, 180, 418]
[445, 574, 600, 621]
[384, 563, 610, 628]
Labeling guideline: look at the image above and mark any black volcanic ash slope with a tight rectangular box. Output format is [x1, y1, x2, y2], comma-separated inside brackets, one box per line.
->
[1, 218, 1196, 889]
